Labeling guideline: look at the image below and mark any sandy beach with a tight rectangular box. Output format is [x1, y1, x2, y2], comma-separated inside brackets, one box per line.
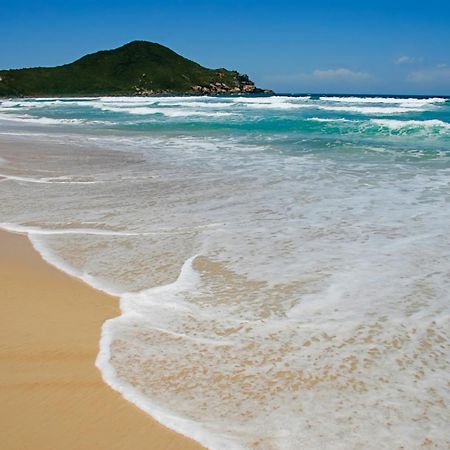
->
[1, 90, 449, 449]
[0, 229, 203, 450]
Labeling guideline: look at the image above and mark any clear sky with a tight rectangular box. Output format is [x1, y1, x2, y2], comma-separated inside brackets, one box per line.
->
[1, 0, 449, 95]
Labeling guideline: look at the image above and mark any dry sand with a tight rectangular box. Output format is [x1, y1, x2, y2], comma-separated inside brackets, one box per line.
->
[0, 230, 204, 450]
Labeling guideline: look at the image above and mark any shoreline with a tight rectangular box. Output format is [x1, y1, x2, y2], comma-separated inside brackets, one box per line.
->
[0, 91, 274, 99]
[1, 93, 448, 100]
[0, 229, 204, 450]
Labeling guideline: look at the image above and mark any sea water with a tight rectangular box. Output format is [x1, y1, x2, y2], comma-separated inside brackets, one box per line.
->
[0, 94, 449, 449]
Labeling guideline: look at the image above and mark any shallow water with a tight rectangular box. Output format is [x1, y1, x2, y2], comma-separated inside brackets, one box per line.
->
[1, 95, 449, 449]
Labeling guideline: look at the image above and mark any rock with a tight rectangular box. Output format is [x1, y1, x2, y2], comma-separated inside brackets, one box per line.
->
[242, 83, 256, 93]
[189, 72, 271, 95]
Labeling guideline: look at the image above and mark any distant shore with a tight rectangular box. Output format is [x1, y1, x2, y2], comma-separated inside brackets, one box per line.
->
[0, 91, 275, 99]
[0, 229, 204, 450]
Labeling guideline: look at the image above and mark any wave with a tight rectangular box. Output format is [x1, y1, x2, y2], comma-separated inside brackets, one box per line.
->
[232, 96, 311, 110]
[31, 234, 124, 296]
[305, 117, 450, 137]
[0, 100, 66, 109]
[157, 101, 234, 109]
[94, 95, 311, 109]
[0, 222, 219, 238]
[94, 105, 235, 117]
[99, 96, 204, 103]
[96, 255, 233, 450]
[0, 222, 126, 296]
[0, 174, 102, 184]
[306, 117, 352, 123]
[320, 96, 447, 106]
[93, 105, 161, 114]
[230, 96, 310, 103]
[0, 218, 235, 449]
[370, 119, 450, 132]
[0, 222, 142, 236]
[318, 105, 426, 114]
[0, 113, 85, 125]
[32, 97, 98, 102]
[243, 102, 310, 110]
[159, 109, 234, 118]
[4, 95, 446, 123]
[0, 98, 98, 110]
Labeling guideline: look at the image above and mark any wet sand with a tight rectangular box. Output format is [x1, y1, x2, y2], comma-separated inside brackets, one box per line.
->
[0, 229, 204, 450]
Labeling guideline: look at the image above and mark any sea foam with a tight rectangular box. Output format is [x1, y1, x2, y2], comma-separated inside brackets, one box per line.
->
[370, 118, 450, 131]
[1, 95, 449, 449]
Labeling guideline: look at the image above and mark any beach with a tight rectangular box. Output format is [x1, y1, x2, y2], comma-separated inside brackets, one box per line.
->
[0, 229, 203, 450]
[0, 95, 449, 449]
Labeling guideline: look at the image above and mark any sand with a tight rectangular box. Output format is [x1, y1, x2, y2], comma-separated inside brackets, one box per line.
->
[0, 230, 204, 450]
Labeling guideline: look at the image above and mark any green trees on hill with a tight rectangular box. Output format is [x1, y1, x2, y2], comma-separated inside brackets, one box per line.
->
[0, 41, 264, 97]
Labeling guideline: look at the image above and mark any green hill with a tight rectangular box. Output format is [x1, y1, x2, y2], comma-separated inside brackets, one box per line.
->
[0, 41, 271, 97]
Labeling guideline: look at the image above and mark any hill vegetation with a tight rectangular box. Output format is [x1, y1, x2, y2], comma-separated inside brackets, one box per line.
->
[0, 41, 271, 97]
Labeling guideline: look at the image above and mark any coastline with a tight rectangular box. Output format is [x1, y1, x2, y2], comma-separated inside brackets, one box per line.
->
[0, 229, 204, 450]
[1, 93, 449, 449]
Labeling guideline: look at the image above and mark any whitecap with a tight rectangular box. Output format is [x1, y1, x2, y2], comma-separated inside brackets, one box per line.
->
[320, 96, 447, 107]
[370, 118, 450, 130]
[318, 105, 425, 114]
[0, 113, 85, 125]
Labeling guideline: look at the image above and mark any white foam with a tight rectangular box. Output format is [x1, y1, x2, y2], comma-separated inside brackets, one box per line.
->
[0, 222, 141, 237]
[99, 96, 204, 103]
[0, 100, 64, 109]
[243, 102, 310, 110]
[229, 96, 312, 110]
[0, 223, 124, 296]
[0, 112, 84, 125]
[370, 118, 450, 131]
[5, 95, 445, 124]
[9, 99, 118, 112]
[29, 234, 126, 296]
[1, 95, 449, 450]
[93, 104, 234, 117]
[0, 174, 101, 184]
[97, 256, 244, 450]
[31, 97, 98, 101]
[307, 117, 353, 123]
[0, 222, 216, 238]
[230, 96, 310, 103]
[158, 101, 234, 109]
[92, 105, 158, 114]
[159, 109, 234, 118]
[320, 96, 447, 106]
[0, 217, 245, 449]
[318, 105, 425, 114]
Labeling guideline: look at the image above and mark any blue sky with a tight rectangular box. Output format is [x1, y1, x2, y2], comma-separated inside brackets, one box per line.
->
[1, 0, 449, 95]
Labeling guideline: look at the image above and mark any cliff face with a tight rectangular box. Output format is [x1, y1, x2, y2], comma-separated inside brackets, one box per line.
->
[0, 41, 272, 97]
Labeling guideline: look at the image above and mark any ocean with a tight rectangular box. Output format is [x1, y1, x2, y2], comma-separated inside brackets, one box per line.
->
[1, 94, 449, 449]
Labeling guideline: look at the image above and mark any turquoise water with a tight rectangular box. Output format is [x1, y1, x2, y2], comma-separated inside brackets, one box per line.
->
[0, 95, 449, 449]
[1, 94, 450, 136]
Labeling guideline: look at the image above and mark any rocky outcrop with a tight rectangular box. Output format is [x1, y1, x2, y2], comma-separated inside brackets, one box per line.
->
[136, 77, 273, 96]
[191, 75, 273, 95]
